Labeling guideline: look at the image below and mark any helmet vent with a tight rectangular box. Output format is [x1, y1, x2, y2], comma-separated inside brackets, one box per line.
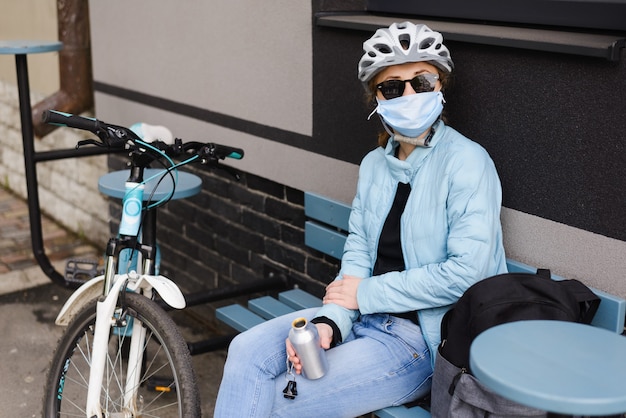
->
[374, 44, 392, 54]
[398, 34, 411, 50]
[419, 37, 436, 50]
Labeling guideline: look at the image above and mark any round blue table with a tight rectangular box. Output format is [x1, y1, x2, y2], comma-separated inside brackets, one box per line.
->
[0, 40, 63, 55]
[98, 169, 202, 201]
[0, 41, 63, 139]
[470, 320, 626, 416]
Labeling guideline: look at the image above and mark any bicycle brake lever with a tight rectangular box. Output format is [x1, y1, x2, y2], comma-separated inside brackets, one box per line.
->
[76, 138, 104, 148]
[76, 137, 127, 150]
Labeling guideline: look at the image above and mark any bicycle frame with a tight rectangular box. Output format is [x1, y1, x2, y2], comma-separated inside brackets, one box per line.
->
[59, 163, 187, 417]
[38, 111, 287, 416]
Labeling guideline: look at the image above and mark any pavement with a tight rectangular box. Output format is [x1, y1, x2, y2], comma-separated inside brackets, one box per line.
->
[0, 187, 228, 417]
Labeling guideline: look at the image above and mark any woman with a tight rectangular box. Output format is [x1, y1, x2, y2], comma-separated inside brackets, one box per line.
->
[214, 21, 506, 417]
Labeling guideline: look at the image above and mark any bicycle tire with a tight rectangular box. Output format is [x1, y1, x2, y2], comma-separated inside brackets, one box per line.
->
[43, 292, 201, 417]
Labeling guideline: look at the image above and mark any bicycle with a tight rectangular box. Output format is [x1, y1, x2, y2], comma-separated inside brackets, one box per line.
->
[40, 110, 244, 418]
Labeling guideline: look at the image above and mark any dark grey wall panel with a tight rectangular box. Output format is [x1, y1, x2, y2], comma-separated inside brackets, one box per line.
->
[312, 25, 626, 241]
[366, 0, 626, 31]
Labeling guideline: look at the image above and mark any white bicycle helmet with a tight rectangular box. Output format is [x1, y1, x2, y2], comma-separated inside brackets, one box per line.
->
[358, 22, 453, 84]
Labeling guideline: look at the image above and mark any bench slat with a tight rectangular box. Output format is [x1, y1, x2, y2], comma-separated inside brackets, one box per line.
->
[305, 221, 348, 258]
[304, 192, 351, 231]
[279, 288, 323, 310]
[215, 304, 265, 333]
[248, 296, 296, 319]
[505, 259, 534, 274]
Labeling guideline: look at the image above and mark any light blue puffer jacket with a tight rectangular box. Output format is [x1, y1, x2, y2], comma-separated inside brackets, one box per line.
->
[314, 121, 507, 367]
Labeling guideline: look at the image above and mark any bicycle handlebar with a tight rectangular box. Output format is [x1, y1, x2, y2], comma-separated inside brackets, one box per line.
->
[194, 142, 244, 161]
[42, 110, 100, 132]
[42, 109, 244, 163]
[42, 110, 136, 149]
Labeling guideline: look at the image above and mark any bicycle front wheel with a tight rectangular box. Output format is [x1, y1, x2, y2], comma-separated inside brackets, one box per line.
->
[43, 292, 201, 417]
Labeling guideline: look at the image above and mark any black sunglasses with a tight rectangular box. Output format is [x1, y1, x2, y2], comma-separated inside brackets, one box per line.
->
[376, 73, 439, 100]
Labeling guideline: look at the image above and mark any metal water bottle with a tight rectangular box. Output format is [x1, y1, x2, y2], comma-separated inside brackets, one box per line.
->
[288, 317, 328, 379]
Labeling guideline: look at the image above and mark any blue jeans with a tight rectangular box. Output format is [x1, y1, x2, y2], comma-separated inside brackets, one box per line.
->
[214, 308, 432, 417]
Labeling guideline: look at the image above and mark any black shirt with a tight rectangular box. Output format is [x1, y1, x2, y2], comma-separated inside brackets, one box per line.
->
[312, 182, 418, 344]
[373, 182, 419, 325]
[373, 182, 411, 276]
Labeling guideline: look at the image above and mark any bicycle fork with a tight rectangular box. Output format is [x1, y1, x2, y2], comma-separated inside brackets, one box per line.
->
[86, 274, 128, 417]
[85, 272, 185, 417]
[84, 244, 185, 418]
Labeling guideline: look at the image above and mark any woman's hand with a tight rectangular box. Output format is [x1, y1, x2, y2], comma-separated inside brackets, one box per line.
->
[323, 275, 362, 310]
[285, 323, 333, 374]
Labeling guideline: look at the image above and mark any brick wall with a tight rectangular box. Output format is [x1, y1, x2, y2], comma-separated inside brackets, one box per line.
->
[107, 154, 340, 306]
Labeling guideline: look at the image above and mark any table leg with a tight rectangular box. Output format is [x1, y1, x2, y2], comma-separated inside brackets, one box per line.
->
[14, 53, 65, 286]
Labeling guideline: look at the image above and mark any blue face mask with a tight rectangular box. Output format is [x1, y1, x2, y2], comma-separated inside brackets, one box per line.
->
[373, 91, 444, 138]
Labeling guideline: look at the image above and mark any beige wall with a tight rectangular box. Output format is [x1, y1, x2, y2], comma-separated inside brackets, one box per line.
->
[88, 0, 360, 201]
[502, 208, 626, 296]
[0, 1, 108, 245]
[90, 0, 312, 136]
[0, 0, 60, 94]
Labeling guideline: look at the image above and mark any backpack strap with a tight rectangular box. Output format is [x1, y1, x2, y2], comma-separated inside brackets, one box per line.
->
[536, 268, 551, 279]
[559, 279, 601, 323]
[535, 268, 601, 323]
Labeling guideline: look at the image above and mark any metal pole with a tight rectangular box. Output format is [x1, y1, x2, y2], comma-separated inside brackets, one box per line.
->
[15, 53, 68, 287]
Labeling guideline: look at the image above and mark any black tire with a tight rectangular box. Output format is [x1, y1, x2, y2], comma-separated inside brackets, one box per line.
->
[43, 292, 201, 417]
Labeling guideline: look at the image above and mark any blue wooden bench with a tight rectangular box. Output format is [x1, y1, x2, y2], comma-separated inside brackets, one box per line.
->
[216, 192, 626, 418]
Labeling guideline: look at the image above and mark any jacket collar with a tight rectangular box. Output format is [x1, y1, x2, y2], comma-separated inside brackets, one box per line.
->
[384, 120, 444, 183]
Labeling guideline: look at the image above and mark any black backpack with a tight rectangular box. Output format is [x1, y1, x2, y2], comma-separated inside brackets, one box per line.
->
[439, 269, 600, 370]
[430, 269, 601, 417]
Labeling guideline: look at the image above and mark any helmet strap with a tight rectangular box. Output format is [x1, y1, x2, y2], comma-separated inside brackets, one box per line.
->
[394, 127, 436, 147]
[381, 116, 437, 148]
